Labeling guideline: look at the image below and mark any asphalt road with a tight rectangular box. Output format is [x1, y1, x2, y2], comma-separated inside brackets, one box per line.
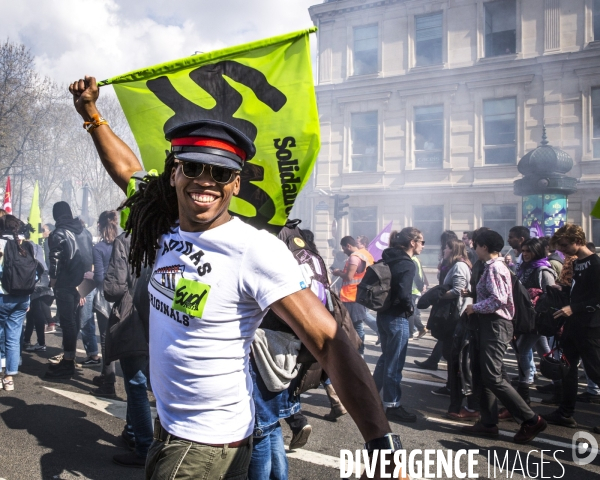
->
[1, 320, 600, 480]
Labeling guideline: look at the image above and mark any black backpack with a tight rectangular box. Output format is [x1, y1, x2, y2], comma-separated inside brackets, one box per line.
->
[356, 259, 396, 312]
[510, 273, 537, 335]
[1, 239, 40, 296]
[535, 285, 569, 337]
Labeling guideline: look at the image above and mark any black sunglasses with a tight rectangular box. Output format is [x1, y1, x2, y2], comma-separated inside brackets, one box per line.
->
[176, 160, 239, 184]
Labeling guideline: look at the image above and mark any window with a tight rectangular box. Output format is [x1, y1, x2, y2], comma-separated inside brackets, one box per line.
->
[482, 204, 517, 241]
[351, 112, 378, 172]
[354, 25, 378, 75]
[485, 0, 516, 57]
[413, 205, 443, 267]
[595, 0, 600, 41]
[415, 13, 443, 66]
[484, 98, 516, 165]
[414, 105, 443, 168]
[593, 88, 600, 158]
[350, 207, 378, 241]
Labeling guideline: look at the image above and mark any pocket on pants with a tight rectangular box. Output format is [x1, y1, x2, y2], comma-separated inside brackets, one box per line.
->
[145, 439, 191, 480]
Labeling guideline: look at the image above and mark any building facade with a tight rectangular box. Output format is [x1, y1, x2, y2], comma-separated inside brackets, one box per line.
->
[295, 0, 600, 267]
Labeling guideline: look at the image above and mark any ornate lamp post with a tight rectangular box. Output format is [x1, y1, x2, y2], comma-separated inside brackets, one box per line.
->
[513, 127, 577, 237]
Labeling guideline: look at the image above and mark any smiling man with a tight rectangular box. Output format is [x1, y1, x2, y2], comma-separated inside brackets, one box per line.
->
[68, 76, 396, 479]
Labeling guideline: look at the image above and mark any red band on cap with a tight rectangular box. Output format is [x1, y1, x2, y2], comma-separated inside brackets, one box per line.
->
[171, 137, 246, 161]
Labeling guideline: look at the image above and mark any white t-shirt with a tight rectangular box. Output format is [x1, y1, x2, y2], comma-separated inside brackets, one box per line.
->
[148, 217, 305, 444]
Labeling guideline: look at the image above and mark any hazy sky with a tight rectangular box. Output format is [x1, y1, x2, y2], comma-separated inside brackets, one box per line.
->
[1, 0, 318, 85]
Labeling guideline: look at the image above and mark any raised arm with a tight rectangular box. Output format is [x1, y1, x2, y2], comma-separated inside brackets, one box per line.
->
[69, 76, 142, 192]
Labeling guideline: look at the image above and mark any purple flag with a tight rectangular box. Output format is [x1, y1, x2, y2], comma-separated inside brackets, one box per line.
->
[368, 222, 393, 262]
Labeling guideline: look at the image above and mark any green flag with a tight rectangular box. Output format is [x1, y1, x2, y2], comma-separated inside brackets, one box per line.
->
[592, 197, 600, 219]
[99, 28, 320, 231]
[28, 181, 42, 245]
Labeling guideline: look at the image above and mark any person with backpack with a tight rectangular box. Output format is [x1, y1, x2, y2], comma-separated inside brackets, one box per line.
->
[542, 224, 600, 433]
[23, 224, 53, 354]
[0, 215, 37, 391]
[511, 238, 555, 403]
[331, 236, 372, 356]
[88, 210, 118, 398]
[461, 230, 546, 443]
[372, 227, 419, 423]
[45, 201, 93, 379]
[69, 75, 398, 479]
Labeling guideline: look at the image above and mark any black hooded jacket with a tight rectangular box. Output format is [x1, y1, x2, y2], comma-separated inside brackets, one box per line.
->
[381, 247, 416, 318]
[48, 216, 93, 288]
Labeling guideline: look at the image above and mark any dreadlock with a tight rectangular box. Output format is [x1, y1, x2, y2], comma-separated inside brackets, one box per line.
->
[120, 154, 179, 276]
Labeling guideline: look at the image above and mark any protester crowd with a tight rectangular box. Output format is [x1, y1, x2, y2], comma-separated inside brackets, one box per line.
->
[0, 74, 599, 480]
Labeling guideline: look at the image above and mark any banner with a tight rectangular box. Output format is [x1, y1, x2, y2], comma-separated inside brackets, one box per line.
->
[99, 28, 320, 232]
[3, 176, 12, 214]
[28, 181, 42, 245]
[368, 221, 393, 262]
[523, 194, 567, 237]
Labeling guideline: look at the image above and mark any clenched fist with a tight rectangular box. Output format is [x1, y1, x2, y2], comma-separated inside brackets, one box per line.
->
[68, 75, 100, 121]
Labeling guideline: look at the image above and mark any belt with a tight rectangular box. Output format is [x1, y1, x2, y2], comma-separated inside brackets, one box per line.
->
[153, 418, 250, 448]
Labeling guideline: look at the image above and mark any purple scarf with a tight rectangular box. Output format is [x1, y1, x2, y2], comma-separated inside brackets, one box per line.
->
[517, 258, 552, 286]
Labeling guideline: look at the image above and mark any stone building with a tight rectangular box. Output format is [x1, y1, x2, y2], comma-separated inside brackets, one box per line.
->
[294, 0, 600, 266]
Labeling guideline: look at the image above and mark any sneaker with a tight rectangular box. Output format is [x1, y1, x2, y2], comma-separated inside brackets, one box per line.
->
[416, 329, 427, 340]
[414, 359, 438, 371]
[431, 386, 451, 397]
[541, 410, 578, 428]
[514, 416, 547, 444]
[90, 383, 117, 399]
[45, 324, 57, 334]
[2, 377, 14, 391]
[92, 374, 106, 387]
[460, 422, 499, 438]
[113, 452, 146, 469]
[81, 357, 102, 367]
[44, 359, 75, 379]
[48, 353, 63, 365]
[26, 343, 47, 352]
[445, 408, 480, 422]
[289, 424, 312, 450]
[386, 405, 417, 423]
[577, 392, 600, 404]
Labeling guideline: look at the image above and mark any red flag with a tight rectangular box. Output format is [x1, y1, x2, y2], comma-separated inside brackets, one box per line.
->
[3, 176, 12, 214]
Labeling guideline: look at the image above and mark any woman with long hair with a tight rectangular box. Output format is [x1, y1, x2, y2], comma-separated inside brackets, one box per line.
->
[439, 239, 478, 419]
[89, 210, 119, 398]
[415, 230, 458, 373]
[0, 215, 31, 391]
[513, 238, 555, 402]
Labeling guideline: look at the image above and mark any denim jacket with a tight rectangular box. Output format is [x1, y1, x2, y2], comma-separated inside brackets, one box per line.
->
[250, 355, 300, 438]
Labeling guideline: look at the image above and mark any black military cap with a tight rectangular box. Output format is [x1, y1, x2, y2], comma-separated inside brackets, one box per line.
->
[165, 119, 256, 170]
